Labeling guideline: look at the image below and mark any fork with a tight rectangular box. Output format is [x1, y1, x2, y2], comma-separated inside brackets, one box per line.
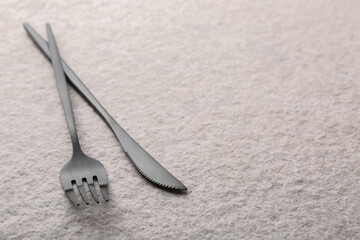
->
[46, 23, 108, 205]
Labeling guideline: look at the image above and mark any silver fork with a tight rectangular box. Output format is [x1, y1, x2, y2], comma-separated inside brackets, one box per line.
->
[46, 23, 108, 205]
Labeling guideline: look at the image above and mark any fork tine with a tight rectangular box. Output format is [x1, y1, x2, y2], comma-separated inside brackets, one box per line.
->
[65, 189, 79, 206]
[88, 183, 99, 203]
[100, 185, 109, 202]
[77, 184, 89, 205]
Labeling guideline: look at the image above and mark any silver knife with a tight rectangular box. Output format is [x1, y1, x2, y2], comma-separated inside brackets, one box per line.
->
[24, 23, 187, 190]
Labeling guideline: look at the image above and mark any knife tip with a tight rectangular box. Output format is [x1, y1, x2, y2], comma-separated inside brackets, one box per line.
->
[173, 182, 188, 191]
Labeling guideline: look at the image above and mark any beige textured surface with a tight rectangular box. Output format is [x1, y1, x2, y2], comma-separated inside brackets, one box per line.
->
[1, 0, 360, 239]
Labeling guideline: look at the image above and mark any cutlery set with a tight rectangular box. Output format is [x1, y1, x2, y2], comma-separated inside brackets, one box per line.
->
[24, 23, 187, 206]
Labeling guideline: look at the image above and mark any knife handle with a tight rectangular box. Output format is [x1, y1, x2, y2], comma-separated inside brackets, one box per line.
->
[24, 23, 122, 135]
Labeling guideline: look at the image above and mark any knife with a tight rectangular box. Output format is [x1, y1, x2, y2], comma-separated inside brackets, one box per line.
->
[24, 23, 187, 190]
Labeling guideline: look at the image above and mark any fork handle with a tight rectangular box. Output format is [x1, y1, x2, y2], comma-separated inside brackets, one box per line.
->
[24, 23, 125, 142]
[46, 24, 82, 154]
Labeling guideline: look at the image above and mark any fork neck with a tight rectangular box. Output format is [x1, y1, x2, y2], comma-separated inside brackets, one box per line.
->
[71, 137, 84, 157]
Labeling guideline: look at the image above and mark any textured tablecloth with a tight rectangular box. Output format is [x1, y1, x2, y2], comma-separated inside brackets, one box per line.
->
[1, 0, 360, 239]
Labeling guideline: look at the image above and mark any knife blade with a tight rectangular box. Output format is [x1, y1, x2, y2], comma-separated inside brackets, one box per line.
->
[24, 23, 187, 191]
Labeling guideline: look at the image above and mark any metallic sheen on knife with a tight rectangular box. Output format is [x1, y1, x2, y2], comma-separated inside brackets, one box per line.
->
[24, 23, 187, 190]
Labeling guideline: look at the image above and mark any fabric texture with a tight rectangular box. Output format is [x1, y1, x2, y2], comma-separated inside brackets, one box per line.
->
[1, 0, 360, 239]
